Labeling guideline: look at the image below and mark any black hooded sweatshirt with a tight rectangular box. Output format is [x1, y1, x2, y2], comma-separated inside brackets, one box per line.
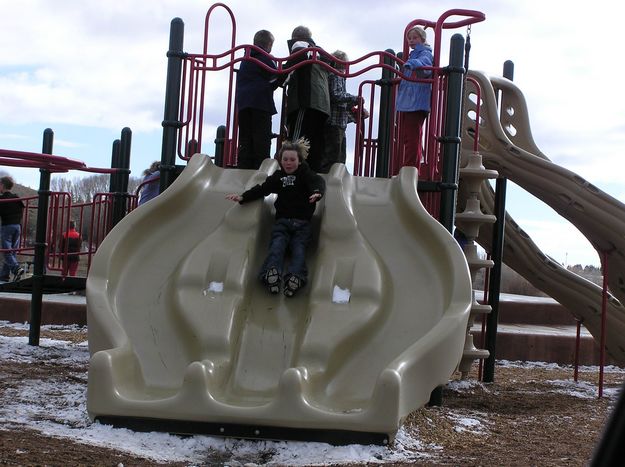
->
[239, 162, 325, 220]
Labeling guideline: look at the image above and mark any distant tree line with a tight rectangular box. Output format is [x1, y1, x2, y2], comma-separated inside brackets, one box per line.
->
[50, 174, 141, 202]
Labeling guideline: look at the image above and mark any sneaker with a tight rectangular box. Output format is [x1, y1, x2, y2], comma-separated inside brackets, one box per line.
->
[262, 268, 281, 294]
[12, 267, 25, 282]
[283, 275, 302, 297]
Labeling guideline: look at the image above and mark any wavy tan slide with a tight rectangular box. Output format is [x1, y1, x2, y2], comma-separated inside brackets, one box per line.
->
[86, 154, 472, 443]
[461, 70, 625, 365]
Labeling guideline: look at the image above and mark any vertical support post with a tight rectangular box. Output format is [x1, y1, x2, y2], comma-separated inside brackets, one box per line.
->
[111, 128, 132, 228]
[574, 319, 582, 382]
[429, 34, 465, 407]
[503, 60, 514, 82]
[160, 18, 185, 194]
[438, 34, 465, 233]
[187, 139, 199, 159]
[119, 128, 132, 196]
[482, 177, 506, 382]
[478, 264, 491, 381]
[599, 251, 608, 398]
[109, 139, 121, 193]
[29, 128, 53, 346]
[482, 61, 512, 382]
[214, 126, 226, 167]
[375, 49, 396, 179]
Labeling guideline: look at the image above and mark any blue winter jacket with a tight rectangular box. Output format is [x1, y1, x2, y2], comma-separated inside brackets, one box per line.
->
[395, 43, 433, 112]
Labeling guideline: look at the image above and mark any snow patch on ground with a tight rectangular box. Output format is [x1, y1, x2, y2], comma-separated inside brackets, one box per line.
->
[1, 322, 622, 465]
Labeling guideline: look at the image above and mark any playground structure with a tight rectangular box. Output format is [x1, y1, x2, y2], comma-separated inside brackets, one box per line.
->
[84, 2, 625, 443]
[460, 70, 625, 383]
[85, 5, 487, 443]
[0, 1, 621, 447]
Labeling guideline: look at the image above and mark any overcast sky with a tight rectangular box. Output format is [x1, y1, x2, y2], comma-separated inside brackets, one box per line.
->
[1, 0, 622, 267]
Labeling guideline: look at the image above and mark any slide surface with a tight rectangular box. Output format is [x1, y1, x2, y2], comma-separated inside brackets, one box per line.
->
[86, 155, 471, 440]
[461, 70, 625, 364]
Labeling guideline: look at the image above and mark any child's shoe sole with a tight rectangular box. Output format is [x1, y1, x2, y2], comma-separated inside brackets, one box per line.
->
[283, 275, 302, 297]
[263, 268, 280, 294]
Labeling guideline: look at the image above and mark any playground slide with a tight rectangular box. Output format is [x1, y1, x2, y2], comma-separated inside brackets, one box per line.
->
[461, 70, 625, 365]
[86, 154, 472, 442]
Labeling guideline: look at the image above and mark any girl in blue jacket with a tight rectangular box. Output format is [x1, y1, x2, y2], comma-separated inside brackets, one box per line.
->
[395, 26, 433, 175]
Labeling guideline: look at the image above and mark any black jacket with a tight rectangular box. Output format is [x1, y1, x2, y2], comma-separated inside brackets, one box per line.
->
[0, 192, 24, 225]
[284, 38, 331, 117]
[235, 48, 278, 115]
[240, 162, 325, 220]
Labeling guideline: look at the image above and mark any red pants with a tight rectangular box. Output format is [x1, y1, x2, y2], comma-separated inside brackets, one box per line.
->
[65, 260, 79, 277]
[395, 111, 428, 175]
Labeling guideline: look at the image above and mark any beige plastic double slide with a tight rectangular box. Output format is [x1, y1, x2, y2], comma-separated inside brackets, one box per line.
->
[86, 155, 472, 444]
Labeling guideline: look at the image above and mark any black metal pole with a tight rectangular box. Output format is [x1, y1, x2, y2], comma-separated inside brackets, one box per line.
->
[483, 177, 506, 382]
[503, 60, 514, 82]
[111, 128, 131, 228]
[483, 61, 512, 383]
[429, 34, 465, 407]
[214, 126, 226, 167]
[375, 49, 396, 178]
[109, 139, 121, 193]
[119, 127, 132, 202]
[160, 17, 185, 193]
[29, 128, 53, 346]
[187, 139, 198, 159]
[438, 33, 465, 233]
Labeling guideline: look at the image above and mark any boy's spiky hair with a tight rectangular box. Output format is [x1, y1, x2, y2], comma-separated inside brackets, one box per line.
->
[278, 138, 310, 162]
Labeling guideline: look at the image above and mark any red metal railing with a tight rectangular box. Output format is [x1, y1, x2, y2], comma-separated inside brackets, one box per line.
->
[0, 148, 125, 278]
[172, 4, 485, 219]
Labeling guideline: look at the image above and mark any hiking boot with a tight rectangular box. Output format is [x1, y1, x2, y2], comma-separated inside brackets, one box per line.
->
[12, 267, 25, 282]
[283, 275, 302, 297]
[262, 268, 281, 294]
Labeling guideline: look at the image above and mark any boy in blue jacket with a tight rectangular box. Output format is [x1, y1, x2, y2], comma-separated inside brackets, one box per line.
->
[226, 139, 325, 296]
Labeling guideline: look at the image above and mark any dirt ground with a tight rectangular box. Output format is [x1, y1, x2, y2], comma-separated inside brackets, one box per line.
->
[0, 325, 623, 466]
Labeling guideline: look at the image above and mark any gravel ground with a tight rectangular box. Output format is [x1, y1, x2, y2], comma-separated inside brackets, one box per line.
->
[1, 324, 623, 466]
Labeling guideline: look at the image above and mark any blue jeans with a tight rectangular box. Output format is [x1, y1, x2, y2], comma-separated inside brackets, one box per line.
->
[1, 224, 21, 279]
[259, 218, 312, 284]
